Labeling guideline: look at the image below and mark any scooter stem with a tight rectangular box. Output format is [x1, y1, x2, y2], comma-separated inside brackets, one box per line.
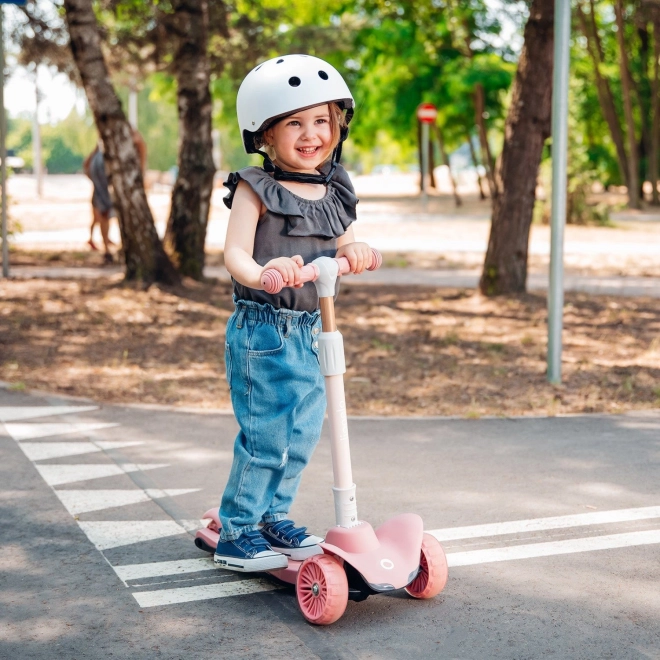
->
[313, 257, 358, 528]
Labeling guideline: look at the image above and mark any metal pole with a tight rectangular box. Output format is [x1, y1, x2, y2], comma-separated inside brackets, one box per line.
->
[0, 4, 8, 278]
[421, 120, 429, 207]
[128, 88, 138, 129]
[33, 76, 43, 198]
[547, 0, 570, 383]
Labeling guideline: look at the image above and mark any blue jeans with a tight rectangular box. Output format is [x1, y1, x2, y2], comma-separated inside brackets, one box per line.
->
[219, 299, 326, 541]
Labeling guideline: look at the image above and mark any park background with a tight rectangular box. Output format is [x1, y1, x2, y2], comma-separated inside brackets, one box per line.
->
[1, 0, 659, 417]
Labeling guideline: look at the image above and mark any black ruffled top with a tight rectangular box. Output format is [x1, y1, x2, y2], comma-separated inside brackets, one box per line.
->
[223, 163, 358, 312]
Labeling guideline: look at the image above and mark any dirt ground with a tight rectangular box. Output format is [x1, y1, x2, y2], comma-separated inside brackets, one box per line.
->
[1, 274, 658, 417]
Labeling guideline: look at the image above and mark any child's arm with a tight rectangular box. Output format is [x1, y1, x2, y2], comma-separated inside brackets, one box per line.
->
[335, 226, 372, 274]
[225, 180, 304, 289]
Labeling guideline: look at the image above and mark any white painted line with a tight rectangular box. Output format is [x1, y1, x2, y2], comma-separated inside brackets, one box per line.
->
[179, 519, 207, 532]
[19, 442, 102, 461]
[428, 506, 660, 542]
[78, 520, 187, 550]
[144, 488, 200, 500]
[54, 488, 201, 515]
[55, 489, 151, 515]
[35, 463, 168, 486]
[0, 406, 98, 422]
[5, 422, 119, 441]
[446, 529, 660, 567]
[132, 579, 277, 608]
[95, 441, 144, 451]
[114, 557, 215, 582]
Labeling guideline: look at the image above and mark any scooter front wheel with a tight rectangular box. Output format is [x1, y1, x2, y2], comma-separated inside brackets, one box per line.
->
[296, 554, 348, 625]
[405, 533, 448, 599]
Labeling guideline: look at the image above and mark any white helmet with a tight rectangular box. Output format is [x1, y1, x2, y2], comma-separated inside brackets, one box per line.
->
[237, 54, 354, 154]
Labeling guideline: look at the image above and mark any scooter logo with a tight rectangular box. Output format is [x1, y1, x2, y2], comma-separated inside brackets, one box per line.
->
[380, 559, 394, 570]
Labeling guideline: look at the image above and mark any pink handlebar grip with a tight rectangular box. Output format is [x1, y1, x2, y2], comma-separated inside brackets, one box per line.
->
[261, 249, 382, 294]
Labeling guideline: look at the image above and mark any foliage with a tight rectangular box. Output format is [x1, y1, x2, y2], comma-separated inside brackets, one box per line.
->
[12, 0, 660, 199]
[117, 77, 179, 171]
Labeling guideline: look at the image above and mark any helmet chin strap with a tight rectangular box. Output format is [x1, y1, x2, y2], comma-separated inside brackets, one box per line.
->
[259, 149, 339, 185]
[257, 127, 348, 185]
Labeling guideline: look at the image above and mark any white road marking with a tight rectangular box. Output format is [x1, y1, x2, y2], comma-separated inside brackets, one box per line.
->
[5, 422, 119, 441]
[96, 440, 144, 451]
[428, 505, 660, 542]
[132, 579, 277, 608]
[144, 488, 200, 500]
[18, 440, 143, 461]
[0, 406, 98, 422]
[55, 489, 151, 514]
[19, 442, 102, 461]
[446, 529, 660, 567]
[114, 557, 215, 582]
[54, 488, 200, 515]
[35, 463, 168, 486]
[78, 520, 187, 550]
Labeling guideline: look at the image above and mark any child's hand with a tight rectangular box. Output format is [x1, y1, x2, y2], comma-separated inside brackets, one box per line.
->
[335, 242, 372, 274]
[262, 255, 305, 289]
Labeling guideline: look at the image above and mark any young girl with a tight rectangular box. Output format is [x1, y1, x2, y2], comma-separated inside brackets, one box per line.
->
[215, 54, 373, 572]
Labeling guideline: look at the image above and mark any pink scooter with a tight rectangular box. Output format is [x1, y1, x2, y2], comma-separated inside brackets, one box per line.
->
[195, 249, 448, 624]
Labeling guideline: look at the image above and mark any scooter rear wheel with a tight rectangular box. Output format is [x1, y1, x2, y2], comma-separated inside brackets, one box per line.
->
[296, 554, 348, 625]
[405, 533, 448, 599]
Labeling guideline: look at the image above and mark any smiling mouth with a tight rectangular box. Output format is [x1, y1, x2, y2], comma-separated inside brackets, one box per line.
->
[297, 146, 321, 156]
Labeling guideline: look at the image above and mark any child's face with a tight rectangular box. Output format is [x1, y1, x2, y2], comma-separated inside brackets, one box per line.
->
[266, 104, 334, 174]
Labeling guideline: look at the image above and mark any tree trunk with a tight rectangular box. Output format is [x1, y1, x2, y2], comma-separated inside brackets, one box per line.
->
[63, 0, 179, 285]
[615, 0, 641, 209]
[636, 22, 652, 199]
[479, 0, 554, 296]
[576, 2, 629, 188]
[650, 18, 660, 204]
[434, 124, 462, 207]
[428, 134, 437, 189]
[467, 131, 487, 200]
[164, 0, 215, 280]
[474, 83, 498, 197]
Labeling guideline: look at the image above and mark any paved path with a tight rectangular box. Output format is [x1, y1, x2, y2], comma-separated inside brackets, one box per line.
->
[1, 386, 659, 658]
[5, 264, 660, 298]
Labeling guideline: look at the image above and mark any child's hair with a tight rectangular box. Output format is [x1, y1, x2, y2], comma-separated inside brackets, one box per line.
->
[255, 102, 347, 165]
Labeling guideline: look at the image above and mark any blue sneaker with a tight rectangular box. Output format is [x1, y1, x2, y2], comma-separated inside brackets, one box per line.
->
[214, 530, 288, 572]
[261, 520, 324, 561]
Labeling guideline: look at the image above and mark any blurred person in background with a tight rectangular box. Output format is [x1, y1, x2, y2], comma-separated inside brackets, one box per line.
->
[83, 129, 147, 264]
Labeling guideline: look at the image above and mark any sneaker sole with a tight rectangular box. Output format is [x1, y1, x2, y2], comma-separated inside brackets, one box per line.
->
[273, 544, 324, 561]
[213, 553, 288, 572]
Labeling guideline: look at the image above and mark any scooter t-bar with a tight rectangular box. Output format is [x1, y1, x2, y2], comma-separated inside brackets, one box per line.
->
[261, 249, 382, 527]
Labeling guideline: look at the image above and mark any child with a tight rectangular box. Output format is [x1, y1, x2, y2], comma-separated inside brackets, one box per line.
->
[215, 54, 373, 572]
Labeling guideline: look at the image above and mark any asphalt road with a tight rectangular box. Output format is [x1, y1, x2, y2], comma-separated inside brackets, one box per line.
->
[1, 387, 659, 659]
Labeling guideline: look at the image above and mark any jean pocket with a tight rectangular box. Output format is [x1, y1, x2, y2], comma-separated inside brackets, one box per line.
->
[224, 341, 233, 390]
[248, 323, 285, 357]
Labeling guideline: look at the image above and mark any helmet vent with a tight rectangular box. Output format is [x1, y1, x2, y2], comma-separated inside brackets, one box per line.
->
[318, 70, 329, 80]
[288, 76, 301, 87]
[277, 59, 284, 63]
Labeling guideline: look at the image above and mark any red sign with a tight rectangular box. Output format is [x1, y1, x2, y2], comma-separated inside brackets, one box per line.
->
[417, 103, 438, 124]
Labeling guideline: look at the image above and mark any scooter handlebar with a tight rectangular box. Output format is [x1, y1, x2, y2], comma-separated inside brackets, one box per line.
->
[261, 248, 382, 295]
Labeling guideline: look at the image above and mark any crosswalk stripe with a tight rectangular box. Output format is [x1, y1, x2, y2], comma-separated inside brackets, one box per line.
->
[78, 520, 187, 550]
[19, 442, 102, 461]
[428, 505, 660, 542]
[35, 463, 168, 486]
[0, 406, 98, 422]
[113, 557, 215, 582]
[446, 529, 660, 567]
[5, 422, 119, 441]
[132, 579, 277, 608]
[54, 488, 200, 515]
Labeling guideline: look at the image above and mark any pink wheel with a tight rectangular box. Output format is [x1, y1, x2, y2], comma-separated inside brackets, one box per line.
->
[405, 533, 448, 599]
[296, 555, 348, 625]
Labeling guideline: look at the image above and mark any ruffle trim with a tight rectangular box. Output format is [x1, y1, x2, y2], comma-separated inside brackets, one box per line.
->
[223, 164, 357, 239]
